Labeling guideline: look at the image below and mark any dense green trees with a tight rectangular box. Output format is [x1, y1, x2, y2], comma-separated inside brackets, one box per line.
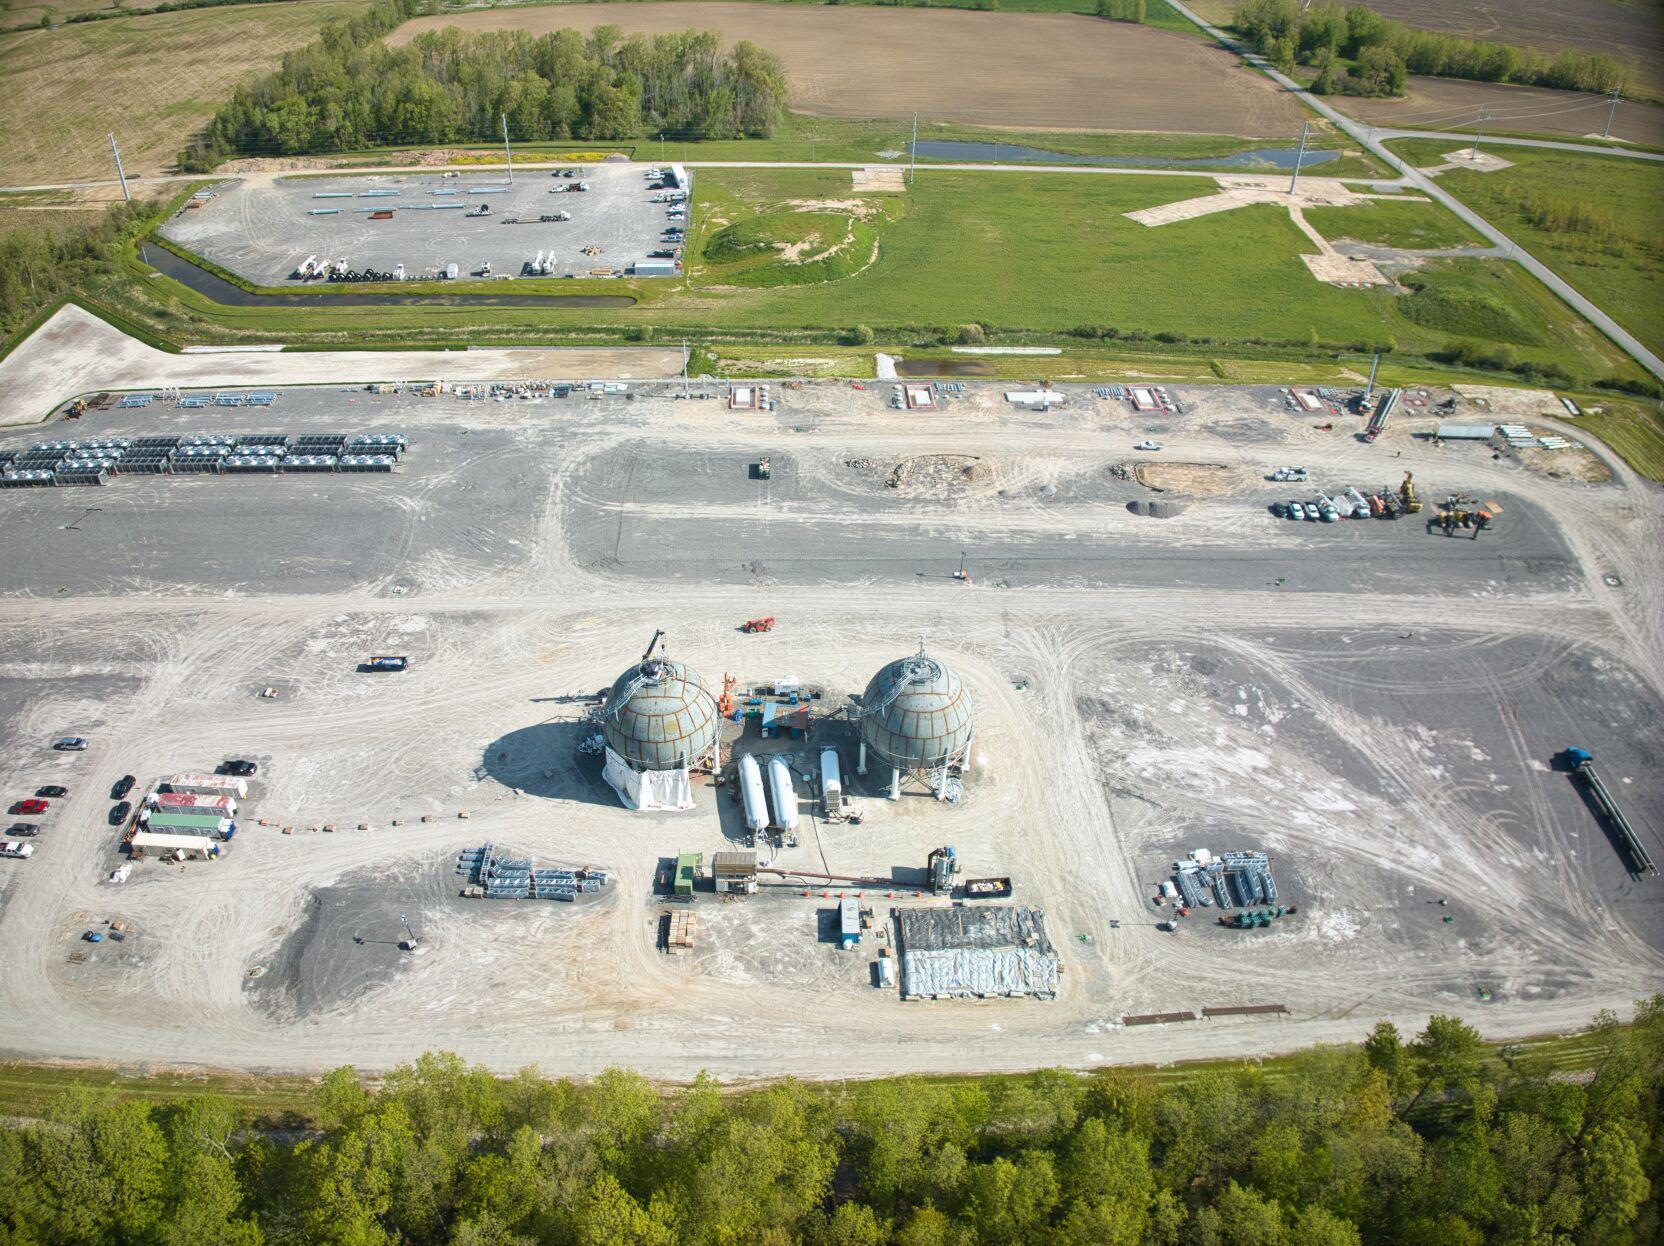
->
[1233, 1, 1628, 97]
[181, 0, 788, 171]
[0, 998, 1658, 1245]
[0, 197, 158, 355]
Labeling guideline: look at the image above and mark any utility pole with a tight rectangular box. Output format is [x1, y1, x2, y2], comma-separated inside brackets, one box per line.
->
[1287, 121, 1309, 195]
[1470, 107, 1488, 160]
[682, 338, 690, 398]
[1365, 351, 1380, 397]
[501, 113, 514, 184]
[1602, 89, 1621, 141]
[108, 132, 130, 202]
[909, 112, 917, 187]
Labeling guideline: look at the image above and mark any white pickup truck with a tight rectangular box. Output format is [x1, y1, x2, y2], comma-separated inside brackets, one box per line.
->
[1, 840, 35, 859]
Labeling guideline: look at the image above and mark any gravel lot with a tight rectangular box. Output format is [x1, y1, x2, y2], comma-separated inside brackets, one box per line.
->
[161, 163, 686, 284]
[0, 374, 1660, 1082]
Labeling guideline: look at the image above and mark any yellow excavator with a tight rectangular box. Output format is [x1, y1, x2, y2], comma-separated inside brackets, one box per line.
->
[1399, 471, 1422, 514]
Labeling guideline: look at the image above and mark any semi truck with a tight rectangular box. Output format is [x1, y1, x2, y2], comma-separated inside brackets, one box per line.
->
[1560, 747, 1657, 876]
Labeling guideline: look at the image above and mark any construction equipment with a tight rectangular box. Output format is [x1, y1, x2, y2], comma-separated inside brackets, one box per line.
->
[753, 457, 771, 480]
[741, 617, 775, 633]
[718, 673, 737, 718]
[1399, 471, 1422, 514]
[1559, 748, 1657, 876]
[1364, 389, 1399, 442]
[640, 629, 666, 662]
[928, 845, 959, 895]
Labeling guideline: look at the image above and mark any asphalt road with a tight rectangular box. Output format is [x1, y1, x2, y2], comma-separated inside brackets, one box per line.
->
[1164, 0, 1664, 384]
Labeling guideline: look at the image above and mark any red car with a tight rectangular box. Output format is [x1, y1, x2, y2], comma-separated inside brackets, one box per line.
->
[11, 799, 47, 815]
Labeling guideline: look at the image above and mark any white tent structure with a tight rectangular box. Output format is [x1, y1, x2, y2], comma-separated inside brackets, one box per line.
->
[601, 747, 696, 812]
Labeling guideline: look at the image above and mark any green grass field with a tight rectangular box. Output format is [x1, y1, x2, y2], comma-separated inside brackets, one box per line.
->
[304, 112, 1388, 179]
[1388, 139, 1664, 359]
[1304, 195, 1487, 250]
[1567, 396, 1664, 482]
[105, 169, 1642, 395]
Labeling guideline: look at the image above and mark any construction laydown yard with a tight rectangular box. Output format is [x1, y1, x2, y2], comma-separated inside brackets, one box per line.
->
[0, 320, 1659, 1081]
[388, 3, 1308, 137]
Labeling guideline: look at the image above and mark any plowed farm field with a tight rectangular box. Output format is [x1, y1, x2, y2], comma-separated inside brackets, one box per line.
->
[388, 2, 1308, 137]
[1330, 76, 1664, 147]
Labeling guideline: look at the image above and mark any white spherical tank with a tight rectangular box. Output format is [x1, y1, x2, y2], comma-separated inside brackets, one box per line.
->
[860, 650, 974, 771]
[601, 655, 718, 771]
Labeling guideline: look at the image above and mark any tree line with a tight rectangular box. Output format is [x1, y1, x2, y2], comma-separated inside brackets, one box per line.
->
[0, 999, 1657, 1245]
[180, 0, 789, 171]
[0, 198, 159, 356]
[1233, 1, 1629, 99]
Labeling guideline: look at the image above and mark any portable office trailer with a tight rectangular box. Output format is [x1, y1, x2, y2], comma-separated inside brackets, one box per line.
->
[712, 851, 758, 895]
[161, 772, 248, 798]
[143, 810, 233, 839]
[148, 791, 237, 815]
[839, 898, 862, 949]
[130, 831, 216, 859]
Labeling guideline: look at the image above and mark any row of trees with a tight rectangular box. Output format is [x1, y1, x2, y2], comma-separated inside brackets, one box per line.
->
[0, 999, 1658, 1245]
[181, 0, 788, 170]
[1234, 1, 1629, 97]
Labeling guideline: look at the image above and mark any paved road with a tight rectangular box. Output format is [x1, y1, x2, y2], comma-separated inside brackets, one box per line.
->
[1361, 127, 1664, 163]
[1, 159, 1408, 196]
[1165, 0, 1664, 383]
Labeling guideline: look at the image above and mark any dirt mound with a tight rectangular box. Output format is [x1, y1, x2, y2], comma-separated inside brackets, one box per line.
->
[887, 454, 987, 493]
[1132, 462, 1240, 497]
[1127, 497, 1191, 519]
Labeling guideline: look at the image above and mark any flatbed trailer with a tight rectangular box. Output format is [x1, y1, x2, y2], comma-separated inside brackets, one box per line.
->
[1562, 748, 1657, 876]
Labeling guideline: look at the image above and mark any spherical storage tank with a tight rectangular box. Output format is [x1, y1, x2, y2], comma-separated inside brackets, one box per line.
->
[602, 656, 718, 771]
[861, 650, 974, 771]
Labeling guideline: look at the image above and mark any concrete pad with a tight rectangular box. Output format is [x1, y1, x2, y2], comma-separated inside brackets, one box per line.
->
[852, 167, 906, 192]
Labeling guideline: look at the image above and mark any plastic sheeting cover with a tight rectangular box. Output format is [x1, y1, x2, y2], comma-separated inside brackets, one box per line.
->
[895, 906, 1059, 1001]
[602, 745, 694, 812]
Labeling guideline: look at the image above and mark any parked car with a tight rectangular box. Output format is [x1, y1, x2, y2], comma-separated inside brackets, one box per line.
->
[12, 799, 47, 815]
[109, 801, 132, 826]
[36, 785, 68, 798]
[364, 656, 409, 672]
[1305, 500, 1321, 521]
[7, 824, 39, 837]
[53, 736, 89, 751]
[1134, 440, 1163, 452]
[220, 760, 258, 777]
[111, 775, 136, 799]
[0, 841, 34, 859]
[1288, 501, 1306, 521]
[1270, 501, 1287, 518]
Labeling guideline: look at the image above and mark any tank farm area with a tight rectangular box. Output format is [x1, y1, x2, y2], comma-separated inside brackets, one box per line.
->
[0, 368, 1660, 1081]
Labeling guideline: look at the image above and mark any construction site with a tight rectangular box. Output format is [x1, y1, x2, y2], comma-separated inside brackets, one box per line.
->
[0, 356, 1660, 1082]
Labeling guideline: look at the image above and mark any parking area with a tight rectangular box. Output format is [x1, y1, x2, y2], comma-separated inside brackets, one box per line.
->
[160, 162, 689, 283]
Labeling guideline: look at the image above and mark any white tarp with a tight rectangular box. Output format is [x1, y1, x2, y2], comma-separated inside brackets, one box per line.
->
[602, 746, 694, 812]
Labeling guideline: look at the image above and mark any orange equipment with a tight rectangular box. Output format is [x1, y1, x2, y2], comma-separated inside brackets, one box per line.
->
[741, 617, 775, 633]
[719, 673, 736, 718]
